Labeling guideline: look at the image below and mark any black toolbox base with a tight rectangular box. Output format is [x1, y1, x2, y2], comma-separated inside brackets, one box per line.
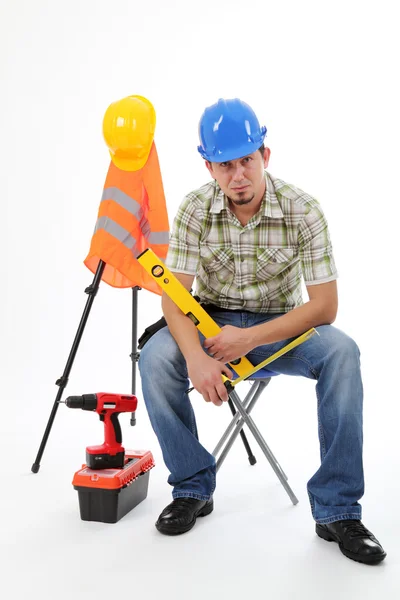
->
[74, 471, 150, 524]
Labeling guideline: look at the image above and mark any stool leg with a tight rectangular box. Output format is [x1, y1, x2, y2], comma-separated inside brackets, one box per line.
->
[214, 381, 266, 471]
[213, 380, 263, 457]
[214, 380, 289, 481]
[229, 390, 299, 506]
[227, 398, 257, 466]
[216, 385, 288, 482]
[215, 388, 262, 471]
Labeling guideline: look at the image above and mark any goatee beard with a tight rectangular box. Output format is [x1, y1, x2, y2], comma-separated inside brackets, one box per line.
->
[228, 194, 255, 206]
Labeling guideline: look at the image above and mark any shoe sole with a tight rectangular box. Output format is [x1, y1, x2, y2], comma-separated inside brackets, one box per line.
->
[155, 501, 214, 536]
[316, 524, 387, 565]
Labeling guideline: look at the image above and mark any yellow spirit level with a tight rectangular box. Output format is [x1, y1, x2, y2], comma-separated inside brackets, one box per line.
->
[137, 248, 318, 384]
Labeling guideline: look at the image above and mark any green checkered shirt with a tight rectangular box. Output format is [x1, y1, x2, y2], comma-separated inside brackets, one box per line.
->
[165, 171, 338, 313]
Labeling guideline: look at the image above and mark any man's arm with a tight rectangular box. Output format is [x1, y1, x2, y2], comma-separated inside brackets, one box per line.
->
[204, 280, 338, 362]
[161, 273, 201, 360]
[161, 273, 233, 405]
[250, 279, 338, 346]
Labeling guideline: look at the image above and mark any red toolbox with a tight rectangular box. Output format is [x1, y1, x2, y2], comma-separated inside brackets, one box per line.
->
[72, 450, 155, 523]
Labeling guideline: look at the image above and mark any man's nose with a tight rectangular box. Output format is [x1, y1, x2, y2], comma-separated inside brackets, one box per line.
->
[232, 164, 245, 181]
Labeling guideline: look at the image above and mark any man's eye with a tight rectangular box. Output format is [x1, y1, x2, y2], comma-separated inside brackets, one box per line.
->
[220, 162, 228, 168]
[243, 157, 251, 163]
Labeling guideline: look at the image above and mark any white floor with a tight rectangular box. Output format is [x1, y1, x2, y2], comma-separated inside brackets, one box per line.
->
[3, 381, 399, 600]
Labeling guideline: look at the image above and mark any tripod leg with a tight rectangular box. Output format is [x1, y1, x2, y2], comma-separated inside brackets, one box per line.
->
[227, 398, 257, 466]
[130, 286, 141, 426]
[31, 260, 106, 473]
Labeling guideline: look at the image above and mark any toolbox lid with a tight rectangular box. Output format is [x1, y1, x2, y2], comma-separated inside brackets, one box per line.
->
[72, 450, 154, 490]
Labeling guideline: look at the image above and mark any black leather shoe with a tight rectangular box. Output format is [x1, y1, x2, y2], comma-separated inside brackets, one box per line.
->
[155, 497, 214, 535]
[316, 520, 386, 564]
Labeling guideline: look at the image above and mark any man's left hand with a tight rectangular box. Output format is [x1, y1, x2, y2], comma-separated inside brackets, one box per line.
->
[203, 325, 255, 363]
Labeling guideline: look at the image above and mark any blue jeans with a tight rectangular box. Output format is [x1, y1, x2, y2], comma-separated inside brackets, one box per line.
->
[138, 310, 364, 524]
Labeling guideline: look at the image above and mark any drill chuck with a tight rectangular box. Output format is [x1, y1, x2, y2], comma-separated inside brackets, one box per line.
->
[65, 394, 98, 411]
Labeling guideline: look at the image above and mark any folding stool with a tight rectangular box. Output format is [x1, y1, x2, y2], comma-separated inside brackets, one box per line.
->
[213, 368, 299, 505]
[137, 311, 298, 505]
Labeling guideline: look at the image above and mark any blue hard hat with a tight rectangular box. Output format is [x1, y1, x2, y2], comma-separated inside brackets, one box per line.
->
[197, 98, 267, 163]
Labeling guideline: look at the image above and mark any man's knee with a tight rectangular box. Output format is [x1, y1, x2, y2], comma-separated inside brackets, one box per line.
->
[138, 327, 190, 418]
[138, 326, 186, 375]
[318, 326, 361, 376]
[319, 325, 359, 354]
[333, 330, 360, 362]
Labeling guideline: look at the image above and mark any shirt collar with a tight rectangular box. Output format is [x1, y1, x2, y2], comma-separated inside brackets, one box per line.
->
[210, 171, 284, 219]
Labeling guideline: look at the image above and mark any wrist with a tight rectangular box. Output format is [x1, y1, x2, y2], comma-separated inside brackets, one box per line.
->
[185, 346, 206, 365]
[249, 323, 270, 347]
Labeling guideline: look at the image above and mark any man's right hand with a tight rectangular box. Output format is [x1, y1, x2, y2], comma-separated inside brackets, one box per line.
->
[187, 354, 234, 406]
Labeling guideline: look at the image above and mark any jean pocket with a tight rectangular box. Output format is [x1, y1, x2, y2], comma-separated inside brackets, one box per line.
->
[200, 244, 235, 285]
[256, 247, 295, 281]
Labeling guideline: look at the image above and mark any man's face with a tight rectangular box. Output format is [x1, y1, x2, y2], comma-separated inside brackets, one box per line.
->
[206, 148, 270, 206]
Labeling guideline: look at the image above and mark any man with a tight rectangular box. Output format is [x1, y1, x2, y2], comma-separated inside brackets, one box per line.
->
[138, 98, 386, 564]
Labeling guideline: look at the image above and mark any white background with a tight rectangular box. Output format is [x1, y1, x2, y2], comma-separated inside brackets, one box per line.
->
[1, 0, 399, 598]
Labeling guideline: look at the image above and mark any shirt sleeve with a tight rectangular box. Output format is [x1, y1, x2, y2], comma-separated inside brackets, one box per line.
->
[298, 203, 338, 285]
[165, 194, 202, 275]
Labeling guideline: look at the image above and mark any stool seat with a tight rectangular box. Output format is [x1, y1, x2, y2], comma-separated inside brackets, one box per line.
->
[231, 367, 279, 381]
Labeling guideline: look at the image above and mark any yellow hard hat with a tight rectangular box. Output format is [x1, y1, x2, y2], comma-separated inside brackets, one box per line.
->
[102, 95, 156, 171]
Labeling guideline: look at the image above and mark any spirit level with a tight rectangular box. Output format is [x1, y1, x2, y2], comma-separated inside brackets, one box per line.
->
[137, 248, 317, 384]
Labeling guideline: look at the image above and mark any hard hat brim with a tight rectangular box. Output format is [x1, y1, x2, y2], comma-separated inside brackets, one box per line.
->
[109, 151, 149, 172]
[199, 138, 266, 164]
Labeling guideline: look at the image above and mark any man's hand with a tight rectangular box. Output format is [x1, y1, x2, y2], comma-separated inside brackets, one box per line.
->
[203, 325, 255, 364]
[187, 354, 233, 406]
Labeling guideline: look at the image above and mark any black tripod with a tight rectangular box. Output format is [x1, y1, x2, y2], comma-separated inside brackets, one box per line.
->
[31, 262, 256, 472]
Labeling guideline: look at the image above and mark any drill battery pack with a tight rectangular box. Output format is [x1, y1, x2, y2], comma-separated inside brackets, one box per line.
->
[72, 450, 155, 523]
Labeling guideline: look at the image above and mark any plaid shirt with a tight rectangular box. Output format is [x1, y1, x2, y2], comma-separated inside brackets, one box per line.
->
[165, 172, 338, 313]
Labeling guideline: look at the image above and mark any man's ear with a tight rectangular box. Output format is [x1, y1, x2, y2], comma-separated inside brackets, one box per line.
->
[263, 147, 271, 168]
[205, 160, 215, 179]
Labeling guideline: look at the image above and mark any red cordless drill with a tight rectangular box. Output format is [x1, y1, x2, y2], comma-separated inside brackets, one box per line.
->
[64, 393, 137, 469]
